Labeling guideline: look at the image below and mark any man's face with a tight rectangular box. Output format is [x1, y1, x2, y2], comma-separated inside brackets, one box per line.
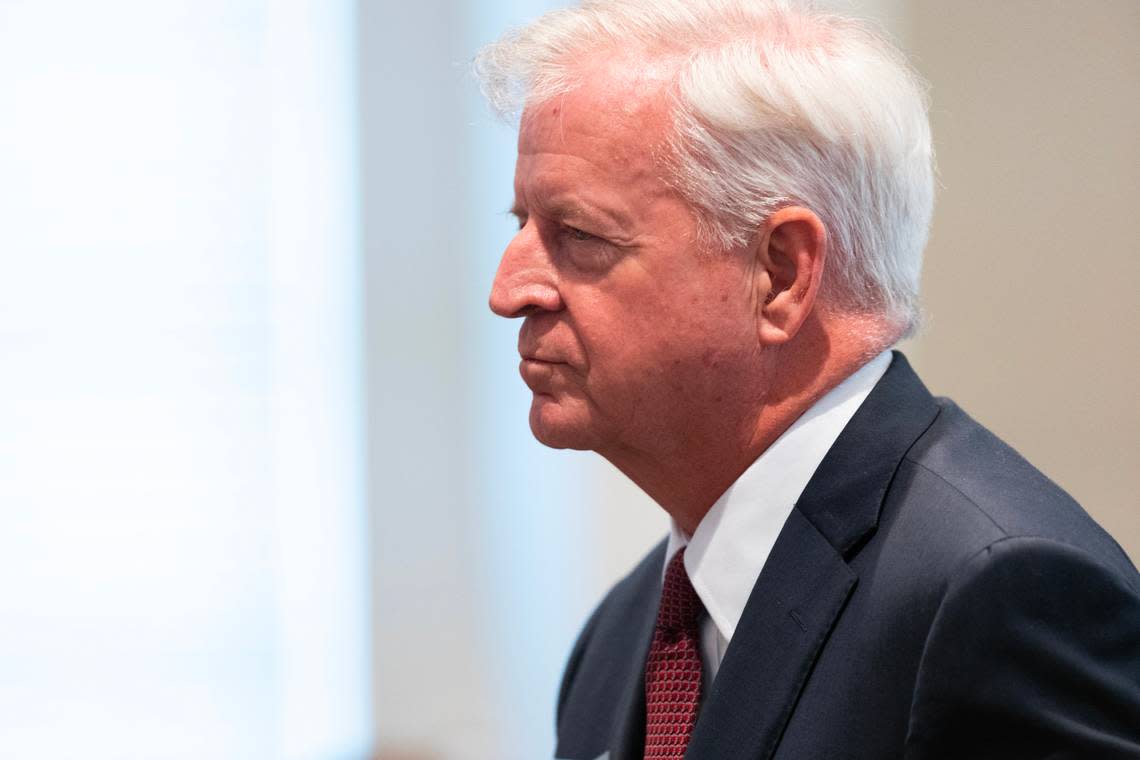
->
[489, 66, 766, 466]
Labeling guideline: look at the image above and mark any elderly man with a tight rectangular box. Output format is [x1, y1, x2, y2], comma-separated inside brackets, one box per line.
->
[476, 1, 1140, 758]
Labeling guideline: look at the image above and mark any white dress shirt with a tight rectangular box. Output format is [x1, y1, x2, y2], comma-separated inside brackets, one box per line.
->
[663, 350, 892, 683]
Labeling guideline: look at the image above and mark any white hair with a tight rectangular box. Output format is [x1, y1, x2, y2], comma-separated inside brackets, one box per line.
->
[474, 0, 935, 334]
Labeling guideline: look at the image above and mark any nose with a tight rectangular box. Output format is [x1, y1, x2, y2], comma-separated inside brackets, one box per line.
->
[488, 226, 563, 318]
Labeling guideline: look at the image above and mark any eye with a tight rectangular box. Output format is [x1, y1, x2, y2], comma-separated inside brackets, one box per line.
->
[565, 226, 596, 242]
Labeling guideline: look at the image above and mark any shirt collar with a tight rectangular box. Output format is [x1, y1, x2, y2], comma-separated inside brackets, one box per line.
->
[664, 350, 892, 643]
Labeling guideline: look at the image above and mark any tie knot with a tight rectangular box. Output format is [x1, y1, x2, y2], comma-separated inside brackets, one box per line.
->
[656, 548, 704, 634]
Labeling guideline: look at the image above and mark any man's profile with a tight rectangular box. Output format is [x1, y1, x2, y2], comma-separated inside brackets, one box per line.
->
[474, 1, 1140, 758]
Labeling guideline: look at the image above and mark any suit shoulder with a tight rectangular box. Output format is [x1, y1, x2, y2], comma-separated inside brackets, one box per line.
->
[905, 535, 1140, 757]
[898, 399, 1135, 579]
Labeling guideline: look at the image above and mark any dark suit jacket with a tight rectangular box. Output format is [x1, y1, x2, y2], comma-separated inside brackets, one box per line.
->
[555, 353, 1140, 759]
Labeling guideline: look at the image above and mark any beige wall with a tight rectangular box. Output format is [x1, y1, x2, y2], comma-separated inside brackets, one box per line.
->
[903, 0, 1139, 561]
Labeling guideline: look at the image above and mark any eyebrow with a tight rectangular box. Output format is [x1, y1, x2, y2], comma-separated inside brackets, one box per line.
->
[510, 196, 633, 231]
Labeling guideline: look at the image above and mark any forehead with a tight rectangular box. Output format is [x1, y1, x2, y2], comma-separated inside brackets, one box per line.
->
[515, 52, 678, 188]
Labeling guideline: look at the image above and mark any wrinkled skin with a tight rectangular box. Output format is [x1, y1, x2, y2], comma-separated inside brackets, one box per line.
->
[488, 57, 883, 530]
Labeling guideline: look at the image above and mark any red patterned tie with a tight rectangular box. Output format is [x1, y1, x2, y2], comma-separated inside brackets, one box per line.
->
[644, 547, 704, 759]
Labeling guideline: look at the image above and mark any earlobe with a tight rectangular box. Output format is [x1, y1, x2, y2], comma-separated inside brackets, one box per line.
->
[753, 207, 827, 346]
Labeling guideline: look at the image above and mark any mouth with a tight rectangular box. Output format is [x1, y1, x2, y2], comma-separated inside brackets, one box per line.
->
[519, 343, 571, 364]
[519, 356, 563, 376]
[518, 356, 566, 394]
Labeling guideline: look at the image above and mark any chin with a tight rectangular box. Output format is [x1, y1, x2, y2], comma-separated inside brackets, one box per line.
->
[528, 395, 597, 451]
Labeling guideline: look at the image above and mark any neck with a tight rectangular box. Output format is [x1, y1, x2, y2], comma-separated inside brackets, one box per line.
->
[602, 316, 893, 535]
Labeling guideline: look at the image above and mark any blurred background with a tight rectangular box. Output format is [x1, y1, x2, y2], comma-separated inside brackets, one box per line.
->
[0, 0, 1135, 758]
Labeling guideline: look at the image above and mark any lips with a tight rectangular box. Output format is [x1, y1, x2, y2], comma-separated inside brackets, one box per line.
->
[519, 356, 560, 395]
[520, 353, 564, 364]
[517, 317, 574, 366]
[518, 340, 569, 364]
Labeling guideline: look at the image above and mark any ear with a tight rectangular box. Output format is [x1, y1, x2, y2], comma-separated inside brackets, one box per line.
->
[752, 206, 827, 346]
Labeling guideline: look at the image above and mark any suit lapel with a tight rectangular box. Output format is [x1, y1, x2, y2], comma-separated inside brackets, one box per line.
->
[685, 353, 940, 759]
[794, 353, 941, 557]
[685, 508, 855, 759]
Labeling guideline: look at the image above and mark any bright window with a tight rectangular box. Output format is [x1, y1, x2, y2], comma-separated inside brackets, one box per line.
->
[0, 2, 371, 758]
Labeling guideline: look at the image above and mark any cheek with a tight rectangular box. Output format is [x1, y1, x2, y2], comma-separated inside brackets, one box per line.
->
[572, 264, 756, 383]
[579, 308, 712, 392]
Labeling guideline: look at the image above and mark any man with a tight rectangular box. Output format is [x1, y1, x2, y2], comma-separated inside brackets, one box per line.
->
[476, 1, 1140, 758]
